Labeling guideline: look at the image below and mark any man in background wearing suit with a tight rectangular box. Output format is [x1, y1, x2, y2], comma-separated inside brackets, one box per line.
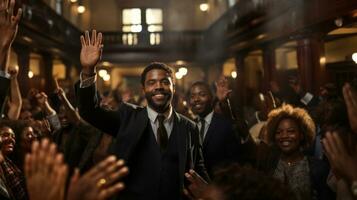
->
[188, 81, 248, 176]
[75, 30, 208, 200]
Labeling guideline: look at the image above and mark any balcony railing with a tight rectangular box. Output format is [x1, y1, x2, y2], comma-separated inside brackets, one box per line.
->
[102, 31, 203, 51]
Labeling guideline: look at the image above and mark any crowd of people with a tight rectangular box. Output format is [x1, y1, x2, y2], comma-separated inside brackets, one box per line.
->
[0, 0, 357, 199]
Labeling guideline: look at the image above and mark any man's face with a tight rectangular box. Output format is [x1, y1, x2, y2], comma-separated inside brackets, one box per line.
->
[143, 69, 174, 113]
[0, 127, 16, 156]
[189, 84, 213, 118]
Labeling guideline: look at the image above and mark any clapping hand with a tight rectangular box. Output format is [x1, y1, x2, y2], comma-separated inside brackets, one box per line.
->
[67, 156, 129, 200]
[25, 139, 68, 200]
[322, 131, 357, 182]
[343, 83, 357, 134]
[184, 169, 208, 200]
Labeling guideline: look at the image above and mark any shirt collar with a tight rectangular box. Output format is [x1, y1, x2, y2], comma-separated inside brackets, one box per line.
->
[147, 105, 173, 124]
[199, 110, 214, 125]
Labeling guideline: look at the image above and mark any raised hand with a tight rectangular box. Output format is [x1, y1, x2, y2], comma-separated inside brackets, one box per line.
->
[67, 156, 128, 200]
[8, 65, 18, 79]
[215, 75, 232, 101]
[54, 86, 81, 125]
[184, 169, 208, 199]
[24, 139, 68, 200]
[343, 83, 357, 134]
[0, 0, 22, 48]
[322, 132, 357, 182]
[80, 30, 103, 75]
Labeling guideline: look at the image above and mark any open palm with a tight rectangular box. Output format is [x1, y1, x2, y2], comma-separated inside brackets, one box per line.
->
[80, 30, 103, 71]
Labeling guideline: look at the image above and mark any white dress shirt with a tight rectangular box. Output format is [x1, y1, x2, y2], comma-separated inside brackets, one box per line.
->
[197, 111, 214, 140]
[147, 105, 174, 141]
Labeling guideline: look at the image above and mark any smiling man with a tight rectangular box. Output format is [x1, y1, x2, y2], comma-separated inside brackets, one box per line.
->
[75, 30, 208, 200]
[188, 81, 243, 176]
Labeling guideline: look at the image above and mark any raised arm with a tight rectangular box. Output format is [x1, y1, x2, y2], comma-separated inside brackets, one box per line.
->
[76, 30, 120, 136]
[0, 0, 21, 71]
[7, 66, 22, 120]
[0, 0, 22, 117]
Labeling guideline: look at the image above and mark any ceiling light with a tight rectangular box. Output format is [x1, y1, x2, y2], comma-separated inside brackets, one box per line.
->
[103, 74, 111, 81]
[175, 72, 183, 80]
[178, 67, 188, 76]
[200, 3, 209, 12]
[231, 71, 237, 79]
[70, 0, 77, 2]
[77, 5, 86, 14]
[352, 52, 357, 63]
[98, 69, 107, 78]
[28, 71, 34, 79]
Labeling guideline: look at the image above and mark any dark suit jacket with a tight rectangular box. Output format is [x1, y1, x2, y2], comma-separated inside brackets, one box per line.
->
[0, 76, 10, 118]
[75, 82, 209, 190]
[202, 113, 242, 175]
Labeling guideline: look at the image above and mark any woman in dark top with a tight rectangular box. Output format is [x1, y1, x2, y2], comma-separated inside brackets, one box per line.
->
[255, 104, 335, 200]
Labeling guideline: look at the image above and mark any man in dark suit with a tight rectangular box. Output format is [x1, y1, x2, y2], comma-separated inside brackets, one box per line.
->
[75, 30, 208, 200]
[188, 81, 248, 176]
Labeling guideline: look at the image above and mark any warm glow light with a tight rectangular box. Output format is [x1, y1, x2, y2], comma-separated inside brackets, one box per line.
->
[231, 71, 237, 79]
[102, 61, 111, 67]
[70, 0, 77, 2]
[176, 60, 185, 65]
[178, 67, 188, 76]
[77, 5, 86, 14]
[175, 72, 183, 80]
[98, 69, 107, 78]
[200, 3, 209, 12]
[320, 57, 326, 65]
[352, 53, 357, 64]
[103, 74, 111, 81]
[28, 71, 34, 78]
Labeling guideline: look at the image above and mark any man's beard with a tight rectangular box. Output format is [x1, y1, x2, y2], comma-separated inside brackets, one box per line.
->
[145, 89, 172, 113]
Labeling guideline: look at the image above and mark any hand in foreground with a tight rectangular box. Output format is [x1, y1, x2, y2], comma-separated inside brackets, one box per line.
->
[343, 83, 357, 134]
[184, 169, 208, 200]
[80, 30, 103, 74]
[24, 139, 68, 200]
[67, 156, 129, 200]
[0, 0, 22, 48]
[215, 75, 232, 101]
[322, 131, 357, 182]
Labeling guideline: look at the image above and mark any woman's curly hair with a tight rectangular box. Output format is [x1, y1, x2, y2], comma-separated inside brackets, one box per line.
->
[266, 104, 316, 151]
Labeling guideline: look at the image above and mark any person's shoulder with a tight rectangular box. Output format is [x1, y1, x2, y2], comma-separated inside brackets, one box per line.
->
[117, 102, 145, 115]
[175, 112, 196, 127]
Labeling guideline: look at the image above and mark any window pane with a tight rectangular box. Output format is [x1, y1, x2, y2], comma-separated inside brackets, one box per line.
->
[146, 9, 162, 24]
[122, 25, 132, 32]
[131, 25, 142, 33]
[148, 25, 163, 32]
[123, 8, 141, 25]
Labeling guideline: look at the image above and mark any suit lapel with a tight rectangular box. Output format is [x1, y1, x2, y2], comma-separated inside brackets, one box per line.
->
[173, 112, 188, 188]
[203, 113, 217, 147]
[115, 108, 149, 161]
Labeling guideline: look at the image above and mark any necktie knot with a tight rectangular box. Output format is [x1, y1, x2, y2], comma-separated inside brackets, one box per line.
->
[157, 114, 166, 124]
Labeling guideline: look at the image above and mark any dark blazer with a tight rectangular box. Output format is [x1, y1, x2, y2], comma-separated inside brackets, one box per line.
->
[0, 76, 10, 118]
[201, 113, 242, 175]
[75, 82, 209, 190]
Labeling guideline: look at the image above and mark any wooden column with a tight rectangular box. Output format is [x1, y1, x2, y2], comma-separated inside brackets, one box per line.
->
[41, 52, 54, 93]
[13, 44, 30, 96]
[296, 33, 326, 94]
[262, 46, 276, 93]
[235, 53, 247, 108]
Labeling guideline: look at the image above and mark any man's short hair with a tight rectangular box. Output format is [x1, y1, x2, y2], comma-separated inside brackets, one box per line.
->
[189, 81, 213, 97]
[141, 62, 173, 86]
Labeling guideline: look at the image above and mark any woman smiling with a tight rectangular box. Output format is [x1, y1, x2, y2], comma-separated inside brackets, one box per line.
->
[255, 104, 334, 200]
